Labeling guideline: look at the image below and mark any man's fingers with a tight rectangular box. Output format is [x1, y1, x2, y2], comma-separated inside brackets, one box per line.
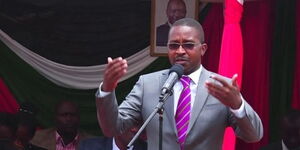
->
[211, 74, 240, 90]
[107, 57, 113, 63]
[231, 74, 238, 86]
[206, 85, 222, 97]
[211, 75, 229, 87]
[108, 65, 127, 80]
[231, 74, 241, 91]
[104, 57, 128, 81]
[102, 57, 128, 91]
[206, 80, 230, 97]
[205, 80, 223, 92]
[106, 57, 127, 71]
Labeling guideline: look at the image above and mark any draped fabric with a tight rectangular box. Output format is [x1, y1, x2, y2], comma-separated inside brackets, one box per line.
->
[0, 0, 151, 66]
[201, 4, 223, 73]
[0, 0, 299, 149]
[269, 0, 297, 142]
[0, 30, 157, 89]
[201, 1, 271, 150]
[236, 0, 272, 149]
[0, 78, 19, 113]
[218, 0, 244, 150]
[292, 0, 300, 110]
[0, 38, 169, 134]
[0, 0, 162, 135]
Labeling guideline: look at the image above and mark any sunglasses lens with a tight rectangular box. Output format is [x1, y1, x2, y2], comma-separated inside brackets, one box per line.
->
[168, 43, 180, 50]
[168, 43, 198, 50]
[182, 43, 195, 50]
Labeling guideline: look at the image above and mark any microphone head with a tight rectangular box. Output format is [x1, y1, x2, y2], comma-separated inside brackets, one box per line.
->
[169, 64, 184, 78]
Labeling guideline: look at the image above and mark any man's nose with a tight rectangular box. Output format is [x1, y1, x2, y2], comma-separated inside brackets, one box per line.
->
[175, 45, 186, 54]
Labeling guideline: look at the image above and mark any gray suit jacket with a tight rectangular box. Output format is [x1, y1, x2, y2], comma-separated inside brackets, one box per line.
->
[96, 67, 263, 150]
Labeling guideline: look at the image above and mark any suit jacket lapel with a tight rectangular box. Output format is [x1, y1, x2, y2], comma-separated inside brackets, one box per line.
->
[187, 67, 211, 134]
[160, 71, 177, 135]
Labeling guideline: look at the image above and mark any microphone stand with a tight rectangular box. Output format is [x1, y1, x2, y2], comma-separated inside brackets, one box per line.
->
[127, 89, 173, 150]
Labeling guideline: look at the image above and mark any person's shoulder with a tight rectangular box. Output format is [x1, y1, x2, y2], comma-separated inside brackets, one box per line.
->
[31, 128, 55, 145]
[34, 128, 55, 137]
[140, 69, 169, 78]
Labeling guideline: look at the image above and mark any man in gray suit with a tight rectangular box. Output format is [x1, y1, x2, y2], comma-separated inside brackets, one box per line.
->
[96, 2, 263, 149]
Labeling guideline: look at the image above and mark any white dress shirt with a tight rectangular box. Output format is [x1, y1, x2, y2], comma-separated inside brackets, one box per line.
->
[172, 65, 202, 116]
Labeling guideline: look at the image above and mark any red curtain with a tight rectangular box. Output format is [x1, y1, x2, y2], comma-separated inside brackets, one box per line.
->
[201, 4, 223, 72]
[202, 1, 271, 149]
[201, 7, 239, 149]
[219, 0, 244, 150]
[292, 0, 300, 110]
[237, 0, 271, 149]
[0, 78, 19, 113]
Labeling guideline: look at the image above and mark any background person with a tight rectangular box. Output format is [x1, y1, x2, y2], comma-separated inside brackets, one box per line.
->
[260, 110, 300, 150]
[31, 100, 91, 150]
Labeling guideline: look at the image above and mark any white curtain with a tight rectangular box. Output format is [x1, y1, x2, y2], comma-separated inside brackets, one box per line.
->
[0, 29, 157, 89]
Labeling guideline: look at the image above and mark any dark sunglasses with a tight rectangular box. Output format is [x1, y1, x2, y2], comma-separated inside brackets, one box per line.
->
[168, 42, 201, 51]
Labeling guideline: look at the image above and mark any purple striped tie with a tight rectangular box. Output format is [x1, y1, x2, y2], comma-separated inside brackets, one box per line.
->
[175, 76, 191, 149]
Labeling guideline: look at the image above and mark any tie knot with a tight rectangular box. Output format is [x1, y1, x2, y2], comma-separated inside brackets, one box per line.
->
[180, 76, 191, 87]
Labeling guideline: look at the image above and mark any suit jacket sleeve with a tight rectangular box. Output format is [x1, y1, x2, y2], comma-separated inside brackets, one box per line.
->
[229, 98, 264, 142]
[96, 76, 144, 137]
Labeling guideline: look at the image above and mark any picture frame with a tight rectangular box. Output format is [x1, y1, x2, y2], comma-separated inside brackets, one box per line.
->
[150, 0, 199, 56]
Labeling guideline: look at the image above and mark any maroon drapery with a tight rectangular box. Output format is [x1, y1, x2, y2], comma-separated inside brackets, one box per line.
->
[201, 4, 223, 72]
[292, 0, 300, 110]
[202, 7, 238, 149]
[236, 1, 271, 149]
[201, 1, 271, 149]
[0, 78, 19, 113]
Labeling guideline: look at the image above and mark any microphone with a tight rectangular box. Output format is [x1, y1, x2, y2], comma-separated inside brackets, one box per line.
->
[161, 64, 184, 95]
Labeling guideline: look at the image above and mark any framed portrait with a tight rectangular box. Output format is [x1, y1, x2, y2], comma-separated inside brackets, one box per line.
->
[150, 0, 199, 56]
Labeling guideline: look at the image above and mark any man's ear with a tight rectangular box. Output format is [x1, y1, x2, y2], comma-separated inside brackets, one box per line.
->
[200, 43, 208, 56]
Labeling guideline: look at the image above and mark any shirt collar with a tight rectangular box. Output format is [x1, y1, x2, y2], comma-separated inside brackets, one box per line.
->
[183, 65, 202, 85]
[55, 131, 79, 147]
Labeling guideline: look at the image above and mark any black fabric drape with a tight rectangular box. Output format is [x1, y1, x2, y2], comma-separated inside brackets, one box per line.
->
[0, 0, 150, 66]
[269, 0, 297, 142]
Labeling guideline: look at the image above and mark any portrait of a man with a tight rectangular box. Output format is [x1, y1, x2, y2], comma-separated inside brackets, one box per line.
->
[151, 0, 197, 56]
[156, 0, 187, 46]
